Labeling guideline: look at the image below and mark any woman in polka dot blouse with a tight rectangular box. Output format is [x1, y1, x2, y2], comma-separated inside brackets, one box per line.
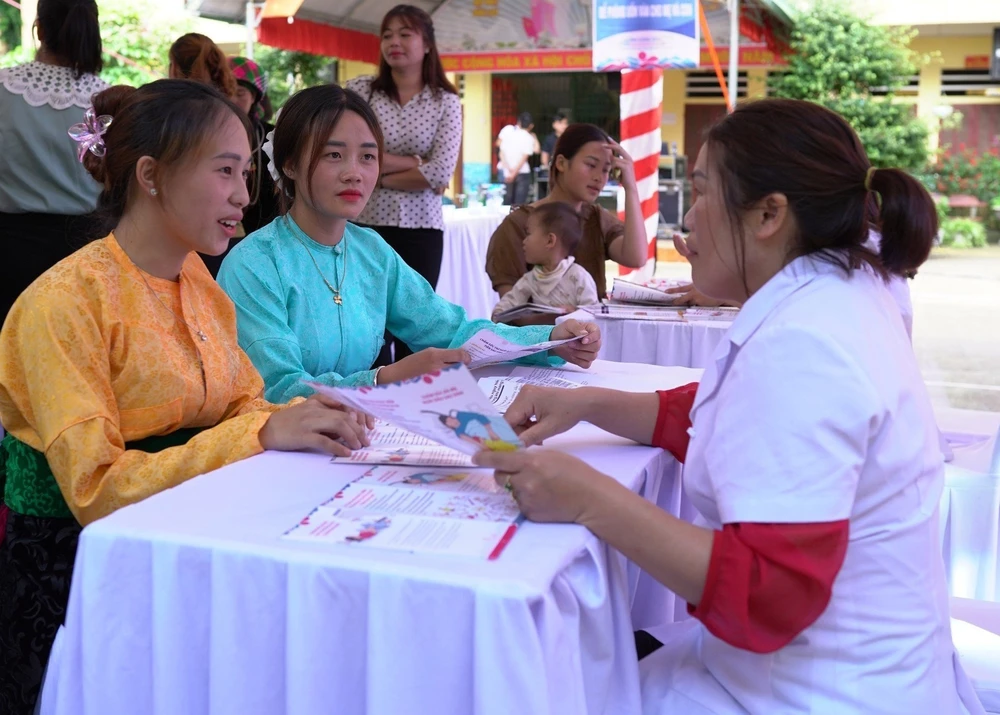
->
[346, 4, 462, 364]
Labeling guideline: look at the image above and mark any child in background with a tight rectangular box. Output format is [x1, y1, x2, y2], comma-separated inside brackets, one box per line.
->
[491, 202, 599, 321]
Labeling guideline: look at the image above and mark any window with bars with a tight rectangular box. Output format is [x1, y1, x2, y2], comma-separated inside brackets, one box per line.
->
[685, 70, 747, 99]
[765, 71, 919, 97]
[941, 69, 1000, 97]
[870, 75, 920, 96]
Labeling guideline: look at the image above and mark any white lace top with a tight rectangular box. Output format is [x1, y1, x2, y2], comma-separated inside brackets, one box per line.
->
[0, 62, 107, 214]
[0, 61, 107, 109]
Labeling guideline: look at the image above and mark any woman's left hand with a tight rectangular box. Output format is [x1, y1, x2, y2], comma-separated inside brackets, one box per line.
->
[308, 392, 374, 429]
[604, 139, 637, 189]
[664, 283, 742, 308]
[473, 449, 611, 523]
[549, 319, 601, 368]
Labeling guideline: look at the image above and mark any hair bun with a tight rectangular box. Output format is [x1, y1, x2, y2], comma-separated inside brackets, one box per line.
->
[81, 85, 136, 184]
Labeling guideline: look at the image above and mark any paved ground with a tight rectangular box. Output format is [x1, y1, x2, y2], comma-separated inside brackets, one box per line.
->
[910, 245, 1000, 412]
[643, 244, 1000, 413]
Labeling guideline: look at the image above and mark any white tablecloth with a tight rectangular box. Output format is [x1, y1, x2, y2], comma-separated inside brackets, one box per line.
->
[41, 361, 701, 715]
[595, 317, 730, 369]
[436, 207, 506, 321]
[937, 406, 1000, 602]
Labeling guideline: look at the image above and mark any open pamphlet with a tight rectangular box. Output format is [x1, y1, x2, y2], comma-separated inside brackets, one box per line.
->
[556, 303, 738, 323]
[477, 366, 594, 412]
[609, 277, 688, 306]
[282, 464, 523, 559]
[492, 303, 571, 323]
[459, 328, 583, 369]
[493, 303, 605, 325]
[286, 365, 603, 559]
[598, 303, 687, 322]
[306, 363, 524, 468]
[683, 307, 739, 322]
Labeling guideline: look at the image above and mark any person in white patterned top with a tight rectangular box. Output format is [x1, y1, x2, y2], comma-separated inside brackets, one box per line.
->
[492, 202, 599, 321]
[0, 0, 107, 325]
[345, 4, 462, 364]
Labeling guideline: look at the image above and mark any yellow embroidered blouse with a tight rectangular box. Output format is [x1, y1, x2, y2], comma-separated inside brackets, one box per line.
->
[0, 235, 285, 525]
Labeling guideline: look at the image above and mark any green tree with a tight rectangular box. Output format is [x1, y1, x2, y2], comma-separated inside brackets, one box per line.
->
[0, 3, 20, 54]
[0, 0, 192, 84]
[255, 45, 333, 110]
[768, 3, 929, 171]
[97, 0, 193, 86]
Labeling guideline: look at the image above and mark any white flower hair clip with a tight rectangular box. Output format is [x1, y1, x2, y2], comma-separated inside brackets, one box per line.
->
[262, 129, 281, 184]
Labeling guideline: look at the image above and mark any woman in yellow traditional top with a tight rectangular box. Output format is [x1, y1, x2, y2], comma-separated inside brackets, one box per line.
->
[0, 79, 370, 715]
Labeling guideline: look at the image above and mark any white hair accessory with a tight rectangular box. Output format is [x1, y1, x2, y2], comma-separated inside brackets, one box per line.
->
[261, 129, 281, 184]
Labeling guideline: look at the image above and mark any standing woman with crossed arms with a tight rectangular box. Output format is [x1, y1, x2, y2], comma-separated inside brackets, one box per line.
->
[346, 4, 462, 364]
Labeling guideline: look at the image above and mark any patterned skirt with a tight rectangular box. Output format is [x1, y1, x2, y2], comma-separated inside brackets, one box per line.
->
[0, 510, 81, 715]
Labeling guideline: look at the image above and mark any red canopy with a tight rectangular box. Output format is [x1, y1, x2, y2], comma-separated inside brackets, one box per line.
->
[257, 16, 379, 64]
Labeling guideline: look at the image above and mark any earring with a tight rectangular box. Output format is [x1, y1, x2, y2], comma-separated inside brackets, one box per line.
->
[150, 188, 158, 196]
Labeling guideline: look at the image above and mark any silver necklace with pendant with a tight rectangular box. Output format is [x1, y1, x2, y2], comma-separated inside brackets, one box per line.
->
[137, 271, 209, 342]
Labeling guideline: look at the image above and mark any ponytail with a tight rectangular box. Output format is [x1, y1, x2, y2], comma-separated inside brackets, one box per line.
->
[704, 99, 938, 286]
[868, 168, 937, 278]
[38, 0, 103, 78]
[169, 34, 237, 98]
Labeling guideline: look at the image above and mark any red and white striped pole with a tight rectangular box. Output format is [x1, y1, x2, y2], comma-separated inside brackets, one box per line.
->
[618, 68, 663, 280]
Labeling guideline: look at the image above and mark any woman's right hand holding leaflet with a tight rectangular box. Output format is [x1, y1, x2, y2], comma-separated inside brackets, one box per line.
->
[379, 347, 471, 384]
[259, 393, 371, 457]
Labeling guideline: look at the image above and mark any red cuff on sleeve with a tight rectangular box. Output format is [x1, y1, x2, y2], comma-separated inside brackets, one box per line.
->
[651, 383, 698, 462]
[689, 521, 850, 654]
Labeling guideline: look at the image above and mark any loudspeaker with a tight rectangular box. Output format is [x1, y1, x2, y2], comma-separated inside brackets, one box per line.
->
[658, 181, 684, 227]
[992, 28, 1000, 81]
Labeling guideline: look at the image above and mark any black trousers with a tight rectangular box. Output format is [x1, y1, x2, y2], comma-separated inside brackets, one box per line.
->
[0, 212, 98, 327]
[361, 225, 444, 364]
[0, 511, 82, 715]
[503, 173, 532, 207]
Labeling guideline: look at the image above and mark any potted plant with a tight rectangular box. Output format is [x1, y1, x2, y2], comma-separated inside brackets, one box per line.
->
[992, 196, 1000, 220]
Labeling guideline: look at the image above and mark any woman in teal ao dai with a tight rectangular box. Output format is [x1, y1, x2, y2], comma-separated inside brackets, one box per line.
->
[218, 85, 601, 402]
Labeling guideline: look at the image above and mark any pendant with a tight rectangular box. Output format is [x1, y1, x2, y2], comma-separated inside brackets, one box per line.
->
[333, 293, 343, 306]
[197, 331, 208, 342]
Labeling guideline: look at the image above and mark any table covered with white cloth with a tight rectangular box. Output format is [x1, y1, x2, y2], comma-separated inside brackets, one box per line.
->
[937, 406, 1000, 602]
[40, 361, 699, 715]
[594, 317, 731, 370]
[435, 207, 506, 320]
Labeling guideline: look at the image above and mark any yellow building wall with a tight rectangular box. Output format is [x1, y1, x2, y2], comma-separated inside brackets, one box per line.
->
[910, 35, 1000, 154]
[911, 34, 993, 70]
[459, 72, 493, 193]
[660, 70, 686, 155]
[461, 73, 493, 166]
[865, 0, 1000, 27]
[337, 60, 378, 84]
[661, 66, 768, 156]
[747, 69, 768, 99]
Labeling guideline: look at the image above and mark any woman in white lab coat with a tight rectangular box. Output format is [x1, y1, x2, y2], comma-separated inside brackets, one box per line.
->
[473, 98, 984, 714]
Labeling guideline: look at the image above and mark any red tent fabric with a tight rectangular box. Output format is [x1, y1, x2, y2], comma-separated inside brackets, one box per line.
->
[258, 16, 380, 64]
